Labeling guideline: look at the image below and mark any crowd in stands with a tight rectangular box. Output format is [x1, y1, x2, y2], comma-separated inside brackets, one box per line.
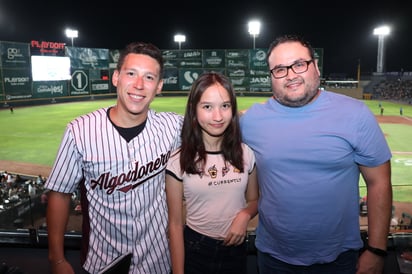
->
[1, 171, 81, 230]
[373, 79, 412, 103]
[0, 171, 46, 211]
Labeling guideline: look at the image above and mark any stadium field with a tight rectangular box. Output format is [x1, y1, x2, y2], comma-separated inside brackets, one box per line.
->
[0, 97, 411, 203]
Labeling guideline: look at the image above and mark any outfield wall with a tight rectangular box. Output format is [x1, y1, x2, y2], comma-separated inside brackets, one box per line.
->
[0, 39, 364, 106]
[325, 87, 363, 99]
[0, 39, 325, 107]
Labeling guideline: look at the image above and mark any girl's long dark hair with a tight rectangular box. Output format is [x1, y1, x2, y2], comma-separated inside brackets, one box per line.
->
[180, 71, 244, 174]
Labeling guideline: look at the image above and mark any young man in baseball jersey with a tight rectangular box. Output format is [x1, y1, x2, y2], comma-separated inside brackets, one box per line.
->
[45, 42, 183, 274]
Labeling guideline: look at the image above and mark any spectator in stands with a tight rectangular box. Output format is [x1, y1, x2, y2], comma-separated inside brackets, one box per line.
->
[40, 190, 48, 215]
[36, 175, 44, 185]
[27, 181, 36, 197]
[401, 251, 412, 261]
[6, 173, 15, 186]
[165, 72, 258, 274]
[0, 171, 8, 183]
[373, 79, 412, 102]
[45, 42, 183, 274]
[240, 34, 392, 274]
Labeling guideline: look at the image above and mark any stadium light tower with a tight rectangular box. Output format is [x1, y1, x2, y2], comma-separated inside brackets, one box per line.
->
[65, 28, 78, 47]
[174, 34, 186, 50]
[373, 25, 390, 74]
[248, 20, 261, 49]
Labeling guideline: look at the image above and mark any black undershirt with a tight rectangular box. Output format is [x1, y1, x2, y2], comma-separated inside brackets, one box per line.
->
[107, 108, 146, 142]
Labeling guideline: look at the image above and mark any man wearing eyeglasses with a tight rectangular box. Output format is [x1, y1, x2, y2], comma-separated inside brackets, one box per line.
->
[240, 34, 392, 274]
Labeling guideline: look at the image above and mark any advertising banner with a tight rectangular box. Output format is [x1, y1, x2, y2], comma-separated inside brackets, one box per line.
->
[226, 49, 249, 69]
[249, 69, 270, 77]
[163, 68, 179, 91]
[178, 69, 203, 91]
[231, 76, 249, 92]
[66, 47, 109, 69]
[227, 68, 247, 77]
[179, 59, 203, 68]
[181, 50, 202, 60]
[109, 49, 120, 69]
[162, 50, 179, 60]
[202, 68, 226, 75]
[249, 49, 268, 69]
[90, 80, 110, 94]
[202, 50, 225, 68]
[30, 40, 65, 56]
[0, 41, 30, 68]
[164, 59, 179, 68]
[226, 58, 248, 68]
[70, 69, 90, 95]
[2, 68, 32, 100]
[226, 49, 249, 59]
[168, 50, 203, 68]
[249, 75, 271, 92]
[32, 81, 69, 98]
[0, 40, 324, 99]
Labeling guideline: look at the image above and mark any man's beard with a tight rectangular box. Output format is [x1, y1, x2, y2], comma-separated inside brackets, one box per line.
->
[274, 79, 321, 107]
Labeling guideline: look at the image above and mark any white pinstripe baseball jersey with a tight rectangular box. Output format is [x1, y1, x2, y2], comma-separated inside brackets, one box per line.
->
[45, 107, 183, 273]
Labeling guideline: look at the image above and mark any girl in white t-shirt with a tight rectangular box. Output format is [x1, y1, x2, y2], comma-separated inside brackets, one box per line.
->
[166, 72, 259, 274]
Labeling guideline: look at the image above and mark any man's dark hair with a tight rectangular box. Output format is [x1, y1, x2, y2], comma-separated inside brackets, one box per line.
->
[117, 42, 164, 78]
[267, 34, 315, 62]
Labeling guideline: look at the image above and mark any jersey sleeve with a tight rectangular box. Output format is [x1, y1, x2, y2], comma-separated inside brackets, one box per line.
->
[166, 149, 183, 182]
[242, 143, 256, 174]
[45, 124, 84, 193]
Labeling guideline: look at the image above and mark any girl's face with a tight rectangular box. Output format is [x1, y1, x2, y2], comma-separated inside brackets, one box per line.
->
[196, 83, 232, 140]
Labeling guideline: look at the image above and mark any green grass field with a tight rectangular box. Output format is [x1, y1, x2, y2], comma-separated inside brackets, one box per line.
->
[1, 97, 411, 202]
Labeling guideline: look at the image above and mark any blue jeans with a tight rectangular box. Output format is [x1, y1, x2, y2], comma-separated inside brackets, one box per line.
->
[257, 249, 359, 274]
[184, 226, 247, 274]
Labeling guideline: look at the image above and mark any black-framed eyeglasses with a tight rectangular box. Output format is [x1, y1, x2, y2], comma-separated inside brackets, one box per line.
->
[270, 59, 313, 79]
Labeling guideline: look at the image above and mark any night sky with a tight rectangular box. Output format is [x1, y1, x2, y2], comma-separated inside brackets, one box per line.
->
[1, 0, 410, 78]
